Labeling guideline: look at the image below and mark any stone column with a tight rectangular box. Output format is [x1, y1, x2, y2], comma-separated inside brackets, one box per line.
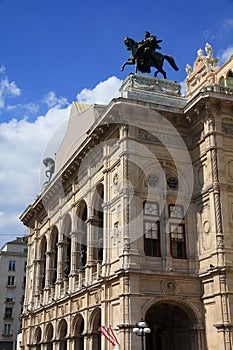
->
[57, 239, 64, 282]
[86, 216, 101, 283]
[69, 230, 79, 291]
[45, 251, 52, 288]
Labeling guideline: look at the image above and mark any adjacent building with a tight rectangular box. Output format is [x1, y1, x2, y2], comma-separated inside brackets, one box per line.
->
[0, 237, 28, 350]
[20, 44, 233, 350]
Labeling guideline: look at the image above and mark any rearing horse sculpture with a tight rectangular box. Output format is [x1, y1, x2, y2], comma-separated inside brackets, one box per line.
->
[121, 37, 179, 79]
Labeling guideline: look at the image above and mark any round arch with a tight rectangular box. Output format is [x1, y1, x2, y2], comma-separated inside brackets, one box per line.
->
[143, 299, 203, 350]
[44, 323, 54, 350]
[226, 69, 233, 87]
[89, 307, 101, 350]
[72, 314, 85, 350]
[50, 226, 58, 285]
[76, 199, 88, 270]
[38, 235, 47, 289]
[57, 319, 68, 350]
[91, 183, 104, 261]
[61, 214, 72, 278]
[34, 326, 42, 350]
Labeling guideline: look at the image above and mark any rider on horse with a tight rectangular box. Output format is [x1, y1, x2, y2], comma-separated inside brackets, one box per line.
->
[136, 31, 163, 73]
[138, 31, 163, 52]
[121, 32, 179, 78]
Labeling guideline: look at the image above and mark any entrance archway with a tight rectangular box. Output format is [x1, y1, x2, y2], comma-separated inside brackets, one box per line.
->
[145, 302, 199, 350]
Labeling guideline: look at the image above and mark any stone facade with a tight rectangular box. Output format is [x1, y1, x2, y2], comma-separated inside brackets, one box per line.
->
[20, 44, 233, 350]
[0, 237, 28, 350]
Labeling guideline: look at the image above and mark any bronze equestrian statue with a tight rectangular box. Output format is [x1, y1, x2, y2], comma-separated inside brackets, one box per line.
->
[121, 31, 179, 79]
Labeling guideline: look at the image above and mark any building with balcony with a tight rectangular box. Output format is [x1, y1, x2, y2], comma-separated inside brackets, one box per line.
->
[20, 44, 233, 350]
[0, 237, 28, 350]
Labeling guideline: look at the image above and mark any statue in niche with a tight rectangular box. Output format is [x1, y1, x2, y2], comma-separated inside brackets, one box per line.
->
[121, 31, 179, 79]
[43, 157, 55, 183]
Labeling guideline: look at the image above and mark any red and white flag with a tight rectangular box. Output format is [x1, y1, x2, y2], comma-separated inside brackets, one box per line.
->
[98, 325, 120, 347]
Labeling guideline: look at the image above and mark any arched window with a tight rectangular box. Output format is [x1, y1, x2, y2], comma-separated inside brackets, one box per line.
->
[93, 183, 104, 261]
[226, 70, 233, 88]
[45, 323, 53, 350]
[62, 215, 72, 278]
[35, 327, 42, 350]
[58, 319, 67, 350]
[51, 226, 58, 285]
[39, 236, 47, 289]
[76, 200, 88, 270]
[73, 315, 84, 350]
[218, 76, 225, 87]
[90, 308, 101, 350]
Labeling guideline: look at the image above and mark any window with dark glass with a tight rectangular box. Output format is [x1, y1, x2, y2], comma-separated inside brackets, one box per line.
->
[169, 204, 186, 259]
[143, 201, 160, 256]
[170, 223, 186, 258]
[8, 261, 16, 272]
[4, 324, 11, 335]
[4, 307, 12, 319]
[144, 221, 160, 256]
[7, 276, 15, 286]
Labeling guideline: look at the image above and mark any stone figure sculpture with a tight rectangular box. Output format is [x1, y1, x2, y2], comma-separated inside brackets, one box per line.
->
[43, 157, 55, 183]
[121, 31, 179, 79]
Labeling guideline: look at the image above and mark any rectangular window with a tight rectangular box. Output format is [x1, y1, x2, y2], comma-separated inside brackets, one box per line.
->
[24, 261, 27, 272]
[144, 221, 160, 256]
[170, 223, 186, 259]
[4, 307, 12, 319]
[144, 201, 159, 216]
[7, 276, 15, 286]
[4, 323, 11, 335]
[169, 204, 184, 219]
[6, 291, 14, 302]
[143, 201, 160, 257]
[8, 261, 16, 272]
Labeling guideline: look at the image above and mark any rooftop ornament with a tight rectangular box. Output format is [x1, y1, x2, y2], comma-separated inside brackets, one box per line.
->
[121, 31, 179, 79]
[43, 157, 55, 184]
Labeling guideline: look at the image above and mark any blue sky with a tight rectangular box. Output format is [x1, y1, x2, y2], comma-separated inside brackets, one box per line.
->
[0, 0, 233, 248]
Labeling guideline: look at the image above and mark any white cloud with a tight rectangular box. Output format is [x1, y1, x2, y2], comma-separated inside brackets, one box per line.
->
[205, 19, 233, 41]
[218, 46, 233, 65]
[0, 78, 21, 97]
[0, 72, 21, 110]
[0, 75, 121, 248]
[76, 76, 122, 104]
[0, 105, 71, 246]
[7, 102, 40, 114]
[43, 91, 69, 108]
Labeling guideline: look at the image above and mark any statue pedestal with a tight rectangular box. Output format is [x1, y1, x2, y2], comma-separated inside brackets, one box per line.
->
[119, 73, 186, 110]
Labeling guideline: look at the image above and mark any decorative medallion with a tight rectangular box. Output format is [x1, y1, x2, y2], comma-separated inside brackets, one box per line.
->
[162, 280, 177, 295]
[113, 173, 119, 186]
[203, 220, 210, 234]
[146, 174, 159, 187]
[167, 177, 179, 190]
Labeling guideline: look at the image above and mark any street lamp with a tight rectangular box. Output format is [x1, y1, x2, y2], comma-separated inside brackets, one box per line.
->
[133, 319, 151, 350]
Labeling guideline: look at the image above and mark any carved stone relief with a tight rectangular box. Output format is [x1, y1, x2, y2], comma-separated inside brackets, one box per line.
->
[200, 204, 212, 251]
[162, 280, 178, 295]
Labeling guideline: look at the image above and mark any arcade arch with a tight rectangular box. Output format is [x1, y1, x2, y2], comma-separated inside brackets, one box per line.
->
[144, 300, 202, 350]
